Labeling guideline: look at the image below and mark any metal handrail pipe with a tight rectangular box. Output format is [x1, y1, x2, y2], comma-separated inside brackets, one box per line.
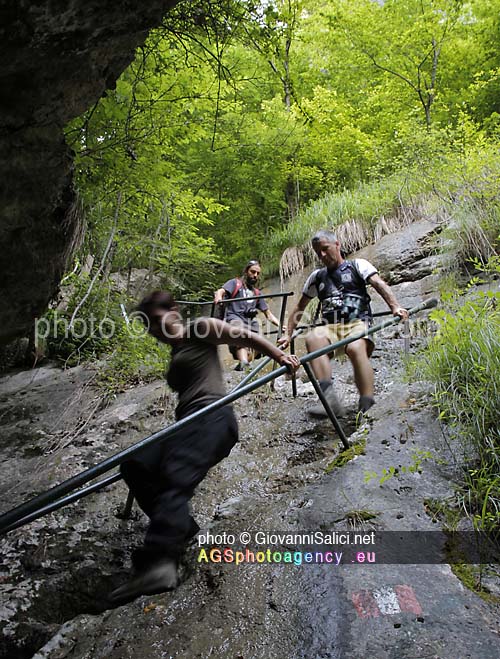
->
[302, 361, 349, 449]
[1, 472, 122, 535]
[232, 357, 272, 391]
[264, 309, 401, 336]
[177, 291, 294, 306]
[0, 298, 437, 534]
[0, 370, 295, 533]
[232, 326, 307, 391]
[217, 291, 294, 304]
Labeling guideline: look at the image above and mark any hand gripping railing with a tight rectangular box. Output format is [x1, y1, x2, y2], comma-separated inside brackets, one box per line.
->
[0, 298, 437, 535]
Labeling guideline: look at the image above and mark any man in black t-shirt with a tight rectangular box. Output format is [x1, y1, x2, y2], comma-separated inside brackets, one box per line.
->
[214, 259, 282, 370]
[108, 291, 300, 604]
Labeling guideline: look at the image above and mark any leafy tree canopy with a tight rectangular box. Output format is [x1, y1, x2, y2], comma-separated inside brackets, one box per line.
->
[65, 0, 500, 290]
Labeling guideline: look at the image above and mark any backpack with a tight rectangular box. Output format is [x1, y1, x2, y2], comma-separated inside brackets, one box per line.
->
[215, 278, 261, 319]
[315, 260, 372, 323]
[230, 278, 261, 299]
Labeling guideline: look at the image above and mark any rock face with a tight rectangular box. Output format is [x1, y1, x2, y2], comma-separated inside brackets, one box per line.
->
[109, 268, 162, 299]
[0, 0, 178, 343]
[351, 219, 444, 285]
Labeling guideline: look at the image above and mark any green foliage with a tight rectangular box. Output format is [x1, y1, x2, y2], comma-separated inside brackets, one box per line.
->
[424, 498, 463, 529]
[344, 509, 379, 527]
[42, 275, 120, 366]
[265, 171, 420, 268]
[414, 277, 500, 534]
[325, 438, 366, 472]
[265, 126, 500, 274]
[364, 450, 433, 485]
[97, 322, 170, 395]
[62, 0, 500, 281]
[40, 276, 169, 393]
[418, 127, 500, 270]
[450, 563, 500, 604]
[65, 1, 308, 276]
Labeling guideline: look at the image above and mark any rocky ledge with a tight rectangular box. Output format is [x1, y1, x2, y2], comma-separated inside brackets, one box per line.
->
[0, 0, 177, 343]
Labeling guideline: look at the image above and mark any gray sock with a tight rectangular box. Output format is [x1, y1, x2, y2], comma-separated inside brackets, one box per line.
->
[319, 380, 331, 392]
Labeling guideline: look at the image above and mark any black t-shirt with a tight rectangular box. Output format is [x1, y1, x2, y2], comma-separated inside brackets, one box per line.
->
[302, 259, 378, 323]
[167, 325, 226, 419]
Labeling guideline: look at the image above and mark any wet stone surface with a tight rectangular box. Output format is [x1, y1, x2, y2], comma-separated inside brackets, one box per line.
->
[0, 355, 364, 658]
[0, 321, 499, 658]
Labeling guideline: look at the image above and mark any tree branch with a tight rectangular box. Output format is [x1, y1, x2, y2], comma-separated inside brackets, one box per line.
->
[68, 192, 121, 330]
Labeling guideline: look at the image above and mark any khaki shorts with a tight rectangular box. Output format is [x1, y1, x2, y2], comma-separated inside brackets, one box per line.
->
[313, 319, 374, 357]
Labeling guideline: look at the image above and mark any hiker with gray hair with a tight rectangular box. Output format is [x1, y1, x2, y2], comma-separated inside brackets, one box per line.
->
[278, 230, 408, 416]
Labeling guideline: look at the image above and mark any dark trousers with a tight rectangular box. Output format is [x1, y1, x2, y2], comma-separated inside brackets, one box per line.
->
[120, 406, 238, 569]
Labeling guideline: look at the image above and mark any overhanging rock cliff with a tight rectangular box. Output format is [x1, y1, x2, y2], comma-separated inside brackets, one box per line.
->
[0, 0, 178, 343]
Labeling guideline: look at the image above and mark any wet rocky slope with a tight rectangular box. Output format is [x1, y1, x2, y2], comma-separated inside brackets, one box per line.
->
[1, 219, 499, 658]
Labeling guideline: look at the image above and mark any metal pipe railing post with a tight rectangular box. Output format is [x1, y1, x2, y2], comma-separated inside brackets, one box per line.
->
[120, 490, 135, 519]
[403, 319, 410, 354]
[0, 298, 437, 535]
[233, 326, 305, 394]
[232, 357, 271, 392]
[291, 337, 298, 398]
[302, 362, 350, 450]
[269, 293, 290, 391]
[277, 295, 287, 335]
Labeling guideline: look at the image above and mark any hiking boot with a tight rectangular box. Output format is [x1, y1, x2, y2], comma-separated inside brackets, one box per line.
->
[308, 385, 345, 418]
[108, 558, 178, 604]
[234, 360, 250, 372]
[358, 395, 375, 414]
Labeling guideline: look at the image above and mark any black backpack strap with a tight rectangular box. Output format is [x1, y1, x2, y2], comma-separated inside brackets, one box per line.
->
[349, 259, 372, 313]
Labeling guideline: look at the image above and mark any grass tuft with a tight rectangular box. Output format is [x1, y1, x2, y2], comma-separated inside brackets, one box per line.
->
[413, 278, 500, 536]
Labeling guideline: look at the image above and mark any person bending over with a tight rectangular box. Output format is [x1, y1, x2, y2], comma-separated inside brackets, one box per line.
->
[109, 290, 300, 603]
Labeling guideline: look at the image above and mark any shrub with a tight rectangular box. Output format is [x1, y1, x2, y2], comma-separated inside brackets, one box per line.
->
[97, 320, 170, 394]
[415, 280, 500, 535]
[39, 274, 169, 392]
